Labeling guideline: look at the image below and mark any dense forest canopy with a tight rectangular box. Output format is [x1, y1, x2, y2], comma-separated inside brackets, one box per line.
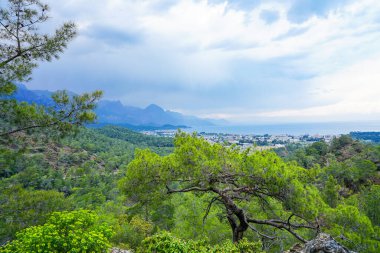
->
[1, 126, 379, 252]
[1, 0, 380, 253]
[120, 132, 322, 244]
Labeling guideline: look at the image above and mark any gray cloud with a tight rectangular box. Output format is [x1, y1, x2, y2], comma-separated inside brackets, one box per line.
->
[23, 0, 380, 123]
[83, 25, 142, 46]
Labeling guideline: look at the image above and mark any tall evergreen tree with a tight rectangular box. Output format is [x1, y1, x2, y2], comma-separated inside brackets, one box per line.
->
[0, 0, 102, 139]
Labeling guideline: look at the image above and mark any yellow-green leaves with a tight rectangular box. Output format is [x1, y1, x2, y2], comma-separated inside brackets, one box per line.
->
[121, 133, 324, 245]
[325, 205, 379, 252]
[138, 231, 263, 253]
[0, 210, 113, 253]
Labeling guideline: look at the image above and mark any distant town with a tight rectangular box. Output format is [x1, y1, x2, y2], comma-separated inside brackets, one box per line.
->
[140, 130, 340, 150]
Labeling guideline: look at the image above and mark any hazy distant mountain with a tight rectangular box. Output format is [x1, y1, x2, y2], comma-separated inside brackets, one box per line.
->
[10, 84, 55, 106]
[95, 100, 215, 127]
[10, 84, 220, 128]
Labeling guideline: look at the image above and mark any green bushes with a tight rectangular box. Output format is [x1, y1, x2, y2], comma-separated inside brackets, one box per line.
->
[0, 186, 70, 244]
[0, 210, 113, 253]
[138, 231, 263, 253]
[325, 205, 380, 252]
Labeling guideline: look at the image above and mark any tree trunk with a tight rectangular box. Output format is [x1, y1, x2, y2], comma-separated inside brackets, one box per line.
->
[232, 228, 245, 243]
[227, 212, 248, 243]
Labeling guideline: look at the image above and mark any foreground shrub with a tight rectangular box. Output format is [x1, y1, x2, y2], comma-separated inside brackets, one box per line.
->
[138, 231, 263, 253]
[0, 210, 113, 253]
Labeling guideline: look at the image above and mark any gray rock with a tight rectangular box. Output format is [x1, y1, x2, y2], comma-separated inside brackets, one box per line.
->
[110, 248, 132, 253]
[285, 233, 356, 253]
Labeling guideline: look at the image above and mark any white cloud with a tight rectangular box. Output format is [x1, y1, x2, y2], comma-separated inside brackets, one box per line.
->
[32, 0, 380, 122]
[44, 0, 380, 71]
[140, 1, 291, 49]
[257, 55, 380, 121]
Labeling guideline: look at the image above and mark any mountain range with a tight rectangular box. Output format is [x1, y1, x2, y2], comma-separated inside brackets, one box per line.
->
[10, 84, 222, 129]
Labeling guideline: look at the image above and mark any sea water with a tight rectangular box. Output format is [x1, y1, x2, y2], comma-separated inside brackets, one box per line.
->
[184, 121, 380, 135]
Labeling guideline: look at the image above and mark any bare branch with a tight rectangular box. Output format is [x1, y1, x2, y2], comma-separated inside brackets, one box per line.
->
[247, 217, 313, 243]
[203, 197, 221, 225]
[166, 185, 212, 194]
[247, 223, 277, 241]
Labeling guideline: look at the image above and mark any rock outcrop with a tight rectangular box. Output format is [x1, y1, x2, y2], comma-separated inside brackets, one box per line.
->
[285, 233, 356, 253]
[110, 248, 132, 253]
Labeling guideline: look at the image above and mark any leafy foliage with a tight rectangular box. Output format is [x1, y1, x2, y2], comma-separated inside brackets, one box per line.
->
[0, 125, 174, 247]
[278, 136, 379, 191]
[0, 0, 76, 88]
[322, 175, 340, 208]
[1, 90, 103, 138]
[351, 132, 380, 143]
[325, 205, 380, 252]
[120, 132, 324, 245]
[95, 125, 173, 148]
[0, 185, 70, 244]
[138, 231, 263, 253]
[1, 128, 379, 252]
[0, 210, 113, 253]
[359, 185, 380, 226]
[3, 1, 374, 252]
[0, 0, 102, 139]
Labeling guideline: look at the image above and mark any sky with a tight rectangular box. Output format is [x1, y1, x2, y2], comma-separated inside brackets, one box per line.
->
[26, 0, 380, 124]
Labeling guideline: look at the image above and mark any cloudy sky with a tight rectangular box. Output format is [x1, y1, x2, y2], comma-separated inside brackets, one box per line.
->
[28, 0, 380, 123]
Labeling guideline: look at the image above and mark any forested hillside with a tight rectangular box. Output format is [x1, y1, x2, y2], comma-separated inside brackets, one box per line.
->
[1, 128, 380, 252]
[0, 126, 172, 245]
